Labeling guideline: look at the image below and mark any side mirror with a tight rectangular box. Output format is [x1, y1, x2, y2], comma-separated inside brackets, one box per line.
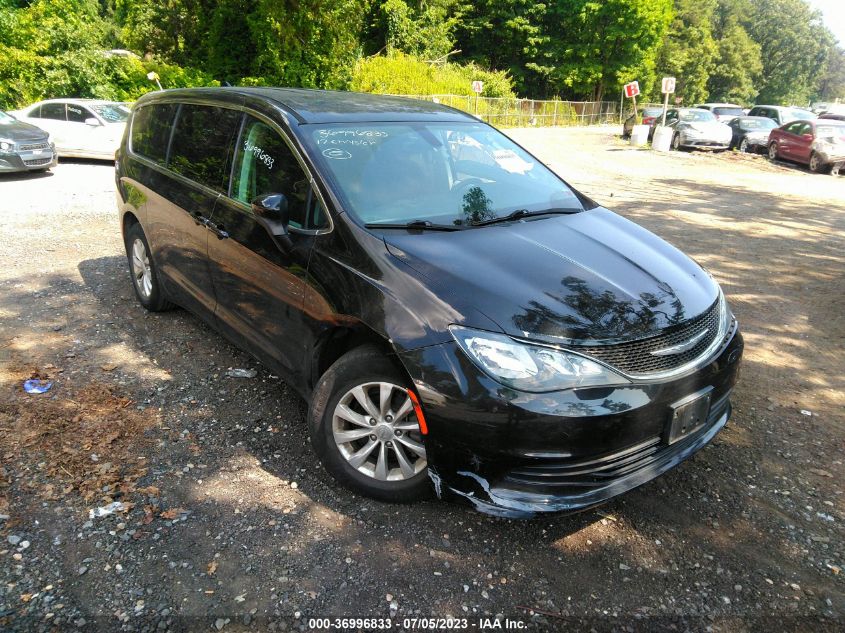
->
[252, 193, 292, 251]
[84, 117, 101, 127]
[803, 133, 814, 141]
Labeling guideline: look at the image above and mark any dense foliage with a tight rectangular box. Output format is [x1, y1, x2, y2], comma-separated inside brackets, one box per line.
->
[0, 0, 842, 111]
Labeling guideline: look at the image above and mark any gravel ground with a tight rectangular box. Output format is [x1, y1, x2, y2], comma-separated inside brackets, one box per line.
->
[0, 127, 843, 633]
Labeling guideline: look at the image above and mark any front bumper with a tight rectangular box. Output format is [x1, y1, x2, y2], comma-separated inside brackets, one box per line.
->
[401, 323, 743, 517]
[0, 144, 57, 172]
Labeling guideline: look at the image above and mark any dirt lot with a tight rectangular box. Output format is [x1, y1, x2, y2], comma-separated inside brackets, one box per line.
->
[1, 126, 843, 632]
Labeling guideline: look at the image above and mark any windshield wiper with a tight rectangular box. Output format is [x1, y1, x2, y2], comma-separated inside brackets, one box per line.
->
[470, 208, 580, 227]
[364, 220, 463, 231]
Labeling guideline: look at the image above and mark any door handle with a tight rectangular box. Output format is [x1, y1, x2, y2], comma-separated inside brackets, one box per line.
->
[210, 223, 229, 240]
[191, 211, 208, 226]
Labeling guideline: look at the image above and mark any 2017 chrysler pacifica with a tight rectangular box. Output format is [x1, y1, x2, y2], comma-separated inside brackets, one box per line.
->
[115, 88, 743, 517]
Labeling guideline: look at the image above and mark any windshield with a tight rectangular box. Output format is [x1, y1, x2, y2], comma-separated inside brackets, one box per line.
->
[741, 118, 777, 130]
[642, 108, 663, 117]
[90, 103, 129, 123]
[306, 122, 585, 226]
[713, 107, 744, 117]
[789, 109, 815, 121]
[680, 110, 716, 123]
[0, 110, 16, 124]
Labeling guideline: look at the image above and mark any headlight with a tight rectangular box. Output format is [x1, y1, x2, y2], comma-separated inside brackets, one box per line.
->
[450, 326, 630, 392]
[0, 140, 12, 151]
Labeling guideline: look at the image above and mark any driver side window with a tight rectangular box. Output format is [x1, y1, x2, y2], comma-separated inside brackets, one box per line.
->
[230, 116, 327, 230]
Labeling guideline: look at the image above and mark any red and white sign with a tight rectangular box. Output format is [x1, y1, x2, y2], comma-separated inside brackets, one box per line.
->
[661, 77, 676, 94]
[471, 81, 484, 94]
[624, 81, 640, 98]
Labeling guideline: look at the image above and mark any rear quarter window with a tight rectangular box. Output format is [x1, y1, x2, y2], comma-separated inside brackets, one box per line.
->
[131, 103, 179, 166]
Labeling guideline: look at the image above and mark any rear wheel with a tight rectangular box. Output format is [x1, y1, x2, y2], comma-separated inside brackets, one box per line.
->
[808, 151, 825, 174]
[309, 346, 430, 502]
[832, 162, 842, 177]
[124, 222, 174, 312]
[768, 142, 779, 161]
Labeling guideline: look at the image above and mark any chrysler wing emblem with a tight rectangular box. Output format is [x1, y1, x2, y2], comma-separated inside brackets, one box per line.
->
[650, 329, 710, 356]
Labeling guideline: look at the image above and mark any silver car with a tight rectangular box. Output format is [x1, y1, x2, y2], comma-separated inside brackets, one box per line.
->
[658, 108, 733, 151]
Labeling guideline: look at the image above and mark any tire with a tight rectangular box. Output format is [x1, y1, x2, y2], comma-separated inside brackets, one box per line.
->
[124, 222, 174, 312]
[309, 345, 431, 502]
[832, 162, 842, 177]
[739, 137, 750, 153]
[768, 142, 779, 161]
[808, 151, 825, 174]
[672, 133, 681, 151]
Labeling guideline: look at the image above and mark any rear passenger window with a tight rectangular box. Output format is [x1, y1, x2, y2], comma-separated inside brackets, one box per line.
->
[230, 115, 327, 230]
[131, 103, 178, 166]
[40, 103, 66, 121]
[169, 104, 241, 192]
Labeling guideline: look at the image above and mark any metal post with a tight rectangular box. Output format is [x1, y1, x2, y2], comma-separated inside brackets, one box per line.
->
[553, 100, 558, 127]
[661, 90, 669, 126]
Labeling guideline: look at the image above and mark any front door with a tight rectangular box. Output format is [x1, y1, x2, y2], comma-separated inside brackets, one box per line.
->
[208, 113, 327, 383]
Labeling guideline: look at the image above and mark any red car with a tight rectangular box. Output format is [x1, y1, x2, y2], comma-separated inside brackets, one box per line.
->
[768, 119, 845, 174]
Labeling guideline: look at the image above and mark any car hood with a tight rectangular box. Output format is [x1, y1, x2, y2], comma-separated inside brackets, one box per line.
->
[0, 118, 49, 143]
[683, 121, 731, 135]
[382, 208, 719, 344]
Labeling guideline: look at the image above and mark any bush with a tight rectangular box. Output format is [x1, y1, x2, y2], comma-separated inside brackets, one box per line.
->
[350, 51, 514, 98]
[0, 48, 219, 110]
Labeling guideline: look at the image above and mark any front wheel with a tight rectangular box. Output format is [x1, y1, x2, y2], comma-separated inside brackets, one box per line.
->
[309, 346, 430, 502]
[672, 133, 681, 151]
[832, 162, 842, 177]
[739, 137, 750, 153]
[768, 142, 779, 161]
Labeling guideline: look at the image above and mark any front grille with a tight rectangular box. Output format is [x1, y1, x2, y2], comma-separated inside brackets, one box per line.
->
[571, 299, 721, 376]
[503, 391, 731, 490]
[24, 157, 52, 166]
[20, 142, 50, 152]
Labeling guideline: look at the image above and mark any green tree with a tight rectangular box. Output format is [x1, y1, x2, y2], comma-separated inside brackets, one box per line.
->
[746, 0, 834, 104]
[456, 0, 551, 97]
[547, 0, 674, 102]
[653, 0, 717, 105]
[817, 46, 845, 101]
[369, 0, 462, 60]
[707, 10, 762, 104]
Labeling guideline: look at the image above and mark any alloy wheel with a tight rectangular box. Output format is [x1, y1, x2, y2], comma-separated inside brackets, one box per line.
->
[768, 143, 778, 160]
[809, 152, 821, 173]
[739, 138, 749, 153]
[131, 238, 153, 299]
[332, 382, 426, 481]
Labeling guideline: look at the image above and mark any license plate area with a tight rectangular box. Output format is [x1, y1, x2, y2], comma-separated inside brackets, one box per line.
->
[665, 388, 713, 445]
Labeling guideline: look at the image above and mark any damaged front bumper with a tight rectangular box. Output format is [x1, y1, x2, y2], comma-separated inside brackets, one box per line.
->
[401, 324, 744, 518]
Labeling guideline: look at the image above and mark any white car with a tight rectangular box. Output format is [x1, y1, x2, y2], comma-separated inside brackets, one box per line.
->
[696, 103, 746, 123]
[11, 99, 129, 160]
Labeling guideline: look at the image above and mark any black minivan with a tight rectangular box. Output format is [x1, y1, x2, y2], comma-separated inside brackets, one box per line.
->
[116, 88, 743, 517]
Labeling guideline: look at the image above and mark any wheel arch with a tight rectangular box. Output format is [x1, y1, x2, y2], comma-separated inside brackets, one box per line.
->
[309, 323, 416, 395]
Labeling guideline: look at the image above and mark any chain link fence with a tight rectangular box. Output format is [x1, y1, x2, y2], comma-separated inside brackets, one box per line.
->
[399, 94, 625, 127]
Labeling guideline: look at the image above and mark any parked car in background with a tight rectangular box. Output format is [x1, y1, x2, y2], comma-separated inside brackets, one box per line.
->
[0, 109, 57, 173]
[768, 119, 845, 174]
[622, 107, 664, 139]
[819, 111, 845, 122]
[696, 103, 745, 123]
[658, 108, 733, 151]
[726, 116, 778, 153]
[11, 99, 128, 160]
[115, 88, 743, 515]
[747, 105, 816, 126]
